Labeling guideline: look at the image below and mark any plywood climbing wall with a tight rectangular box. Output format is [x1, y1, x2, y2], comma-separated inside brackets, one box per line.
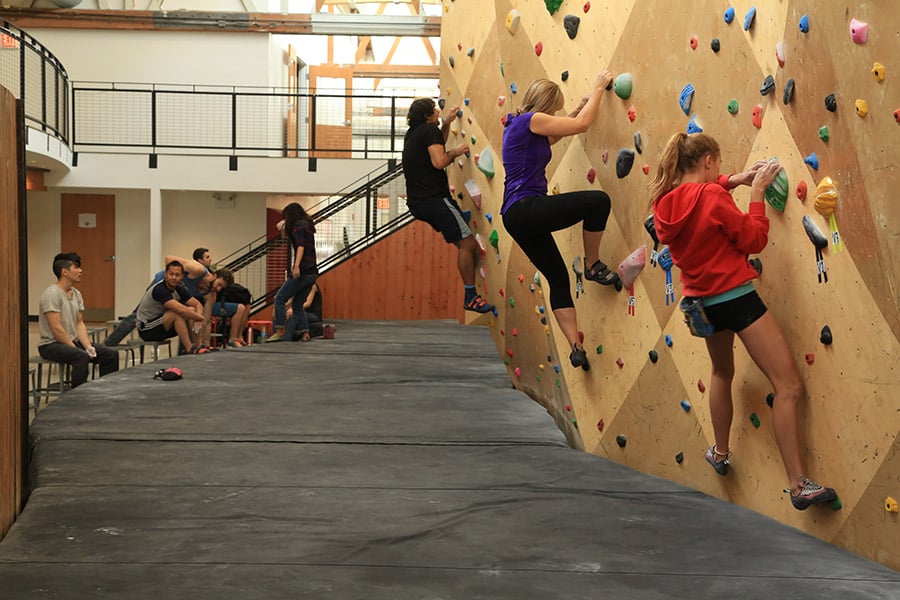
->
[440, 0, 900, 569]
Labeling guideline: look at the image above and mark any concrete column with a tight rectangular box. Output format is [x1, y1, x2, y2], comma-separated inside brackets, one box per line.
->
[149, 187, 162, 276]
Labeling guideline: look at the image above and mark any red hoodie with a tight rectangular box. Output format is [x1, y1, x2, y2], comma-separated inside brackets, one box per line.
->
[653, 175, 769, 298]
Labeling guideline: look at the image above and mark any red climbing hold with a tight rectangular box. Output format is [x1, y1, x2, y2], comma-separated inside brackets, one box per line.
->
[690, 35, 698, 50]
[499, 287, 505, 296]
[511, 328, 518, 336]
[583, 1, 591, 13]
[616, 357, 624, 368]
[642, 164, 650, 175]
[797, 180, 808, 200]
[698, 379, 706, 393]
[805, 353, 815, 365]
[535, 41, 543, 56]
[518, 273, 525, 282]
[506, 349, 514, 358]
[587, 167, 597, 183]
[894, 109, 900, 123]
[566, 404, 572, 411]
[628, 106, 637, 122]
[596, 418, 604, 432]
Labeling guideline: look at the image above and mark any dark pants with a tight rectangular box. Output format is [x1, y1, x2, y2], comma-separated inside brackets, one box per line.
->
[37, 340, 119, 389]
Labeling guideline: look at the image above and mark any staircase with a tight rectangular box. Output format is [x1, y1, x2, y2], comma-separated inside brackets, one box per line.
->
[217, 160, 411, 315]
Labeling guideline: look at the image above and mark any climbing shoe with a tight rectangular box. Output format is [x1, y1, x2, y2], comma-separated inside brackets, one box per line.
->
[569, 345, 590, 371]
[705, 445, 730, 476]
[464, 295, 494, 314]
[787, 476, 838, 511]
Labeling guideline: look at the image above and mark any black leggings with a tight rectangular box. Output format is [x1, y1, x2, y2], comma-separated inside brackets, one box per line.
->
[502, 190, 611, 310]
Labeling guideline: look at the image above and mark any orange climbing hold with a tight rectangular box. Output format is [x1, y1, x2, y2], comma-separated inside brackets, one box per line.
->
[690, 35, 698, 50]
[752, 104, 763, 129]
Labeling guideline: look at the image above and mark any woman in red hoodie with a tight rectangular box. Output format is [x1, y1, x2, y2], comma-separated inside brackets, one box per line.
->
[650, 132, 837, 511]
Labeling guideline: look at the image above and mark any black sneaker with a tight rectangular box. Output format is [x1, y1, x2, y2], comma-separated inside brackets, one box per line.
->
[569, 345, 590, 371]
[705, 445, 730, 475]
[464, 295, 494, 314]
[788, 476, 838, 510]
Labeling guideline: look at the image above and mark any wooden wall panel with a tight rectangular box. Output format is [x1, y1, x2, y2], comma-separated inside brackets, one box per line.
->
[0, 89, 26, 541]
[318, 220, 464, 322]
[442, 0, 900, 568]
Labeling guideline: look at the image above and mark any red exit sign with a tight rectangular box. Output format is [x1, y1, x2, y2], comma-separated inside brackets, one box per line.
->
[1, 34, 19, 49]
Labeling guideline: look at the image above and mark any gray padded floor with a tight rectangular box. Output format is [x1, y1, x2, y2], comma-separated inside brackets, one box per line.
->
[1, 320, 898, 599]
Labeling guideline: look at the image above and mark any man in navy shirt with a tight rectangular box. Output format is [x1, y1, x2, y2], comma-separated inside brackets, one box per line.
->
[135, 260, 206, 354]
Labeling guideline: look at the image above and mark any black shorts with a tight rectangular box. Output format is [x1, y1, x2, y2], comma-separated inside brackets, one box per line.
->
[704, 290, 768, 333]
[138, 322, 177, 342]
[407, 196, 472, 244]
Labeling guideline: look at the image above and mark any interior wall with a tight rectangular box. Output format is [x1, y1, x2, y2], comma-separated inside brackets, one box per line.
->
[441, 0, 900, 568]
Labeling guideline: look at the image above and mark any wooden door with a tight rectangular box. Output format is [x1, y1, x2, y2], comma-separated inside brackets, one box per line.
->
[61, 194, 115, 322]
[309, 64, 352, 158]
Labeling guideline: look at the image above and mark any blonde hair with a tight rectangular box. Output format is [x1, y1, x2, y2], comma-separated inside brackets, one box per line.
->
[648, 132, 721, 204]
[518, 79, 565, 115]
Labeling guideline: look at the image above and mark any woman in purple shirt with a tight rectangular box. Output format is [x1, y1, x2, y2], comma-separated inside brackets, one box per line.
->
[501, 72, 618, 372]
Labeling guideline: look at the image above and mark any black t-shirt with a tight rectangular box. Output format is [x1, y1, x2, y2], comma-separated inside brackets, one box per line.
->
[402, 122, 450, 202]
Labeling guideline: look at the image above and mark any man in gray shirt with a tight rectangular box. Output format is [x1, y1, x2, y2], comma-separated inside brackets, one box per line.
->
[38, 253, 119, 389]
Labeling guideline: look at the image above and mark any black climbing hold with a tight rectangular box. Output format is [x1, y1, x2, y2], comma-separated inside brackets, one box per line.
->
[749, 257, 762, 275]
[564, 14, 580, 39]
[783, 78, 795, 105]
[643, 214, 659, 243]
[760, 74, 775, 96]
[616, 148, 635, 179]
[540, 317, 547, 325]
[675, 452, 684, 464]
[820, 325, 833, 345]
[648, 349, 659, 363]
[457, 192, 464, 200]
[825, 93, 837, 112]
[616, 435, 627, 448]
[711, 38, 720, 53]
[803, 215, 828, 249]
[448, 56, 455, 68]
[766, 392, 775, 408]
[633, 131, 643, 154]
[438, 98, 446, 109]
[605, 79, 613, 91]
[561, 70, 569, 82]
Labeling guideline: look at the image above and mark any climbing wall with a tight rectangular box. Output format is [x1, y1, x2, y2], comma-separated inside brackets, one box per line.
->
[441, 0, 900, 568]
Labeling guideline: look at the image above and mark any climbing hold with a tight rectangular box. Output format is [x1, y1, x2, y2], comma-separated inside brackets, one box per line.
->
[818, 126, 829, 142]
[596, 418, 604, 432]
[796, 180, 808, 200]
[469, 134, 475, 143]
[616, 357, 624, 368]
[872, 62, 885, 82]
[457, 43, 462, 51]
[511, 328, 518, 337]
[438, 98, 446, 110]
[601, 149, 609, 164]
[687, 114, 703, 134]
[553, 364, 560, 373]
[820, 325, 833, 345]
[802, 215, 829, 284]
[510, 82, 518, 94]
[749, 257, 762, 275]
[698, 379, 706, 393]
[849, 18, 868, 44]
[679, 83, 695, 115]
[583, 1, 591, 13]
[514, 367, 521, 378]
[497, 96, 505, 107]
[595, 344, 603, 354]
[743, 6, 756, 31]
[711, 38, 720, 53]
[544, 0, 563, 15]
[550, 184, 560, 195]
[752, 104, 763, 128]
[477, 147, 495, 179]
[616, 434, 626, 448]
[448, 56, 455, 68]
[467, 47, 475, 57]
[506, 349, 514, 358]
[749, 413, 761, 428]
[498, 288, 504, 297]
[642, 164, 650, 175]
[633, 131, 643, 154]
[500, 62, 504, 77]
[680, 399, 691, 412]
[517, 273, 523, 283]
[885, 497, 899, 513]
[464, 179, 482, 208]
[457, 109, 464, 118]
[534, 41, 543, 56]
[855, 99, 868, 118]
[485, 213, 493, 224]
[805, 353, 815, 365]
[561, 70, 569, 82]
[613, 73, 633, 100]
[783, 78, 795, 105]
[675, 452, 684, 464]
[894, 109, 900, 123]
[587, 167, 597, 184]
[618, 246, 646, 316]
[505, 9, 521, 35]
[724, 6, 735, 24]
[825, 93, 837, 112]
[799, 14, 809, 33]
[564, 15, 581, 40]
[665, 334, 673, 347]
[689, 35, 698, 50]
[760, 74, 775, 96]
[628, 106, 637, 122]
[648, 349, 659, 363]
[616, 148, 636, 178]
[775, 42, 785, 68]
[766, 392, 775, 408]
[803, 152, 819, 170]
[764, 163, 788, 212]
[727, 99, 739, 114]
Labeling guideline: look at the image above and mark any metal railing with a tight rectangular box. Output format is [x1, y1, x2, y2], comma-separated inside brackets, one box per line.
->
[0, 21, 70, 145]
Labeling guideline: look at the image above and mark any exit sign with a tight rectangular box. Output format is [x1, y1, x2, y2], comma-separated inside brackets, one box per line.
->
[1, 34, 18, 49]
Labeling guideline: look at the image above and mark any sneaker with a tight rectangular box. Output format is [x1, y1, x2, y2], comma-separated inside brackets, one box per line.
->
[788, 476, 837, 511]
[569, 345, 590, 371]
[228, 339, 245, 348]
[266, 332, 284, 343]
[705, 445, 730, 475]
[464, 295, 495, 314]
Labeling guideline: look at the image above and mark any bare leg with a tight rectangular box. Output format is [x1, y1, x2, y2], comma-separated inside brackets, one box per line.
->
[163, 311, 194, 353]
[553, 307, 581, 347]
[456, 235, 478, 287]
[229, 304, 248, 342]
[737, 311, 806, 492]
[705, 330, 737, 458]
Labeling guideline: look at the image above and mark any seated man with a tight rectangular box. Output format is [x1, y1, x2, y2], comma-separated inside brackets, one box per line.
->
[38, 252, 119, 389]
[285, 282, 323, 340]
[135, 260, 206, 354]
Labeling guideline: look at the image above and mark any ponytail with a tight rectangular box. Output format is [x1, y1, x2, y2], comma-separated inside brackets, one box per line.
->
[648, 132, 721, 205]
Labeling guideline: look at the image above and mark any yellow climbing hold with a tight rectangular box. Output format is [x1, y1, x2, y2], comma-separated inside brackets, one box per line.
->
[872, 62, 885, 82]
[855, 99, 868, 118]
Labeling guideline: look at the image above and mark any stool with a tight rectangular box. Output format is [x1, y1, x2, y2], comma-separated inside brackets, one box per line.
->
[27, 366, 37, 416]
[29, 355, 69, 410]
[128, 339, 173, 364]
[88, 326, 107, 345]
[246, 320, 272, 345]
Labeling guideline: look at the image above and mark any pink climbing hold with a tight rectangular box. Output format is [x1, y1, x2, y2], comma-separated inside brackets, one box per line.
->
[698, 379, 706, 393]
[690, 35, 698, 50]
[457, 42, 462, 51]
[775, 42, 785, 68]
[849, 19, 868, 44]
[601, 150, 609, 164]
[628, 106, 637, 122]
[587, 167, 597, 183]
[535, 41, 543, 56]
[514, 367, 521, 378]
[796, 180, 808, 201]
[752, 104, 763, 129]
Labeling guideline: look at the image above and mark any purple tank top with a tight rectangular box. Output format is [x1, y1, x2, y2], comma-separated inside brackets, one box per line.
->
[501, 112, 552, 214]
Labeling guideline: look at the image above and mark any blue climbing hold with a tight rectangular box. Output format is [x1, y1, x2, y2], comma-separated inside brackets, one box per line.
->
[485, 213, 493, 223]
[457, 110, 463, 118]
[743, 6, 757, 31]
[687, 114, 703, 134]
[681, 399, 692, 412]
[804, 152, 819, 170]
[510, 82, 518, 94]
[679, 83, 695, 116]
[799, 14, 809, 33]
[724, 6, 735, 24]
[464, 98, 470, 106]
[553, 364, 560, 373]
[665, 334, 673, 347]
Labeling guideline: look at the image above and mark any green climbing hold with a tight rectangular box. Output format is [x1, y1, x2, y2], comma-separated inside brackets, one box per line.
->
[536, 375, 542, 383]
[749, 413, 761, 428]
[500, 62, 504, 77]
[489, 229, 499, 248]
[818, 126, 829, 142]
[556, 377, 561, 388]
[544, 0, 563, 15]
[727, 99, 739, 114]
[504, 358, 510, 365]
[477, 147, 495, 179]
[613, 73, 633, 100]
[595, 344, 603, 354]
[572, 419, 578, 429]
[764, 164, 789, 212]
